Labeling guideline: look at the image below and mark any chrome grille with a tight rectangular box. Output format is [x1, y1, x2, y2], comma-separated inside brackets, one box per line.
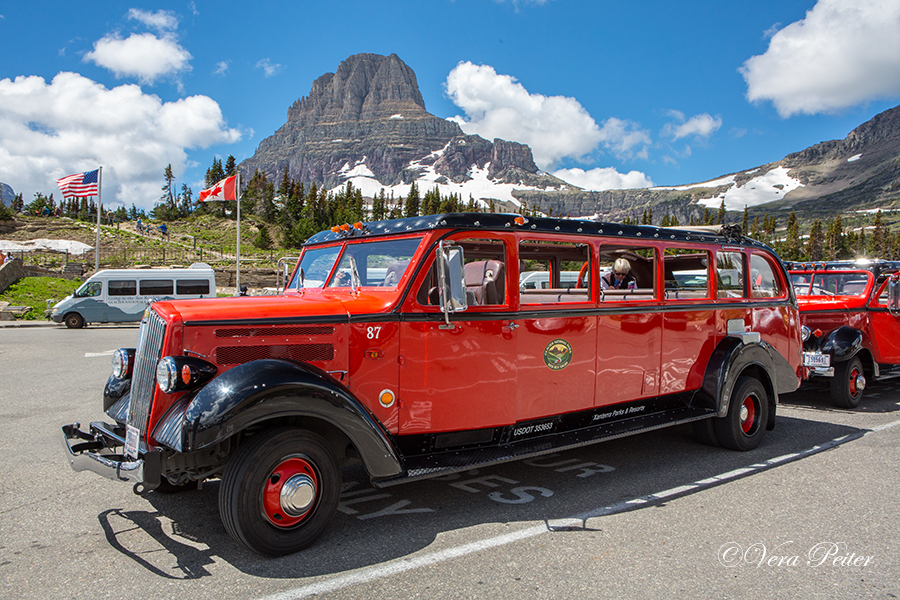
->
[128, 310, 167, 433]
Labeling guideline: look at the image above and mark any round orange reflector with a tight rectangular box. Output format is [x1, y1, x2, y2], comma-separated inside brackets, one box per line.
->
[813, 329, 823, 338]
[514, 216, 526, 226]
[181, 364, 193, 385]
[378, 389, 395, 408]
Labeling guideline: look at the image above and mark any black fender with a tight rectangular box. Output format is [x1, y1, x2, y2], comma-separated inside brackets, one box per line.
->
[820, 326, 864, 362]
[697, 336, 801, 427]
[103, 374, 131, 412]
[178, 359, 403, 479]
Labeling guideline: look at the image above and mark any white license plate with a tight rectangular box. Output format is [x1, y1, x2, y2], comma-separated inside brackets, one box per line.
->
[803, 353, 831, 368]
[125, 424, 140, 460]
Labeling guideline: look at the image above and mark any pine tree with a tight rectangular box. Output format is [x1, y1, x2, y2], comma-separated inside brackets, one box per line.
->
[224, 155, 236, 177]
[784, 211, 801, 261]
[254, 224, 273, 249]
[717, 200, 726, 225]
[806, 219, 824, 261]
[404, 182, 420, 218]
[741, 206, 749, 234]
[870, 211, 888, 257]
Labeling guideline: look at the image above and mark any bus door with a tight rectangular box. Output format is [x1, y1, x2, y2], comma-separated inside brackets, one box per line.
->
[515, 238, 597, 421]
[399, 236, 517, 435]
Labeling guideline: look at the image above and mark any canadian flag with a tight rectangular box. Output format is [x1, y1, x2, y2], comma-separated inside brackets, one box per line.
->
[199, 175, 237, 202]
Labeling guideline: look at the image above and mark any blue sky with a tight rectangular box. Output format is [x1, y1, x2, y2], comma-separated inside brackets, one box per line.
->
[2, 0, 900, 211]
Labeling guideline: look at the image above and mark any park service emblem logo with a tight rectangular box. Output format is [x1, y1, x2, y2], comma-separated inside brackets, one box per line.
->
[543, 339, 573, 371]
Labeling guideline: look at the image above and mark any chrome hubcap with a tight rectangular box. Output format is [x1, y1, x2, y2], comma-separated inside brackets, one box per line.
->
[280, 474, 316, 517]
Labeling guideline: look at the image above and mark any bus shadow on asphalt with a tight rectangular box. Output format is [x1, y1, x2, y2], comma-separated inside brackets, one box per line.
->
[96, 413, 866, 579]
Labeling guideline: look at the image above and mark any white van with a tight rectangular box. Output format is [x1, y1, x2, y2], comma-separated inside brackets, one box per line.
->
[50, 263, 216, 328]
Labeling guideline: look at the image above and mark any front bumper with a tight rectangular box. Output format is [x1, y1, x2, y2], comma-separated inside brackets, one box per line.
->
[50, 313, 63, 324]
[61, 422, 161, 491]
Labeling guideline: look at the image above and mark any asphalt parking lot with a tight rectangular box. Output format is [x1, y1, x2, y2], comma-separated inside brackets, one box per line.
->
[1, 325, 898, 600]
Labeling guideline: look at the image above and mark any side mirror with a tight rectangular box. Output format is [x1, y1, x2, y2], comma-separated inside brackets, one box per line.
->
[889, 277, 900, 311]
[437, 242, 466, 328]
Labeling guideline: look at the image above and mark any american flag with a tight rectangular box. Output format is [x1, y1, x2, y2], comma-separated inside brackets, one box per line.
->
[57, 169, 100, 198]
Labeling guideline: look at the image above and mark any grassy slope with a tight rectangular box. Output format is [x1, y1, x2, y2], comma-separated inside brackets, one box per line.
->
[0, 276, 81, 320]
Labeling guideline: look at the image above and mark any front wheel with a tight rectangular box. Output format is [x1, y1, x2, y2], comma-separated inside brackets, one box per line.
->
[64, 312, 84, 329]
[219, 428, 341, 557]
[714, 376, 768, 451]
[831, 356, 865, 409]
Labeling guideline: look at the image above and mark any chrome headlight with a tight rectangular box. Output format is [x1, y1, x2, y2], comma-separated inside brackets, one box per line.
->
[156, 357, 179, 393]
[112, 348, 136, 379]
[801, 325, 811, 342]
[156, 355, 218, 393]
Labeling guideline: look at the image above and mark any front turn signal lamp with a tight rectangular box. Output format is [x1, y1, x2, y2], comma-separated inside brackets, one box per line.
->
[112, 348, 136, 380]
[156, 356, 217, 394]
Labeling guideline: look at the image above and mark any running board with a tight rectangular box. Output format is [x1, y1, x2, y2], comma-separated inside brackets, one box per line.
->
[374, 406, 716, 487]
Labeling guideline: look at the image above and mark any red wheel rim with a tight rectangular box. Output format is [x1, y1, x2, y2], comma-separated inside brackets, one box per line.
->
[740, 395, 758, 435]
[849, 366, 861, 397]
[262, 457, 318, 528]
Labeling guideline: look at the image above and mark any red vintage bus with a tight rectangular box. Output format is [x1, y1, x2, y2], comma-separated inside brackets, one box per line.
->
[787, 259, 900, 408]
[64, 214, 802, 556]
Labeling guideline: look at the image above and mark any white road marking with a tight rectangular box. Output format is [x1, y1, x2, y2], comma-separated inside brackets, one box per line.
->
[85, 350, 115, 358]
[258, 417, 900, 600]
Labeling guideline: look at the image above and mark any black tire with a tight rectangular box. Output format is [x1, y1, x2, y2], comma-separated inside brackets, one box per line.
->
[692, 418, 720, 447]
[714, 376, 768, 451]
[831, 356, 865, 409]
[219, 428, 341, 556]
[64, 312, 84, 329]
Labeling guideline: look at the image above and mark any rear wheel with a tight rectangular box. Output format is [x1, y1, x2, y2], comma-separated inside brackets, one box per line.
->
[831, 356, 865, 409]
[219, 428, 341, 556]
[64, 312, 84, 329]
[714, 376, 768, 451]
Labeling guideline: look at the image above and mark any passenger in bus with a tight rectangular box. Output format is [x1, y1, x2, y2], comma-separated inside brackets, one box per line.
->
[601, 258, 637, 290]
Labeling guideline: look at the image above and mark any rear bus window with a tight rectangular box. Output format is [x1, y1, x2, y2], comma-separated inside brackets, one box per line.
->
[140, 279, 174, 296]
[749, 254, 785, 299]
[176, 279, 211, 295]
[717, 251, 746, 298]
[108, 280, 137, 296]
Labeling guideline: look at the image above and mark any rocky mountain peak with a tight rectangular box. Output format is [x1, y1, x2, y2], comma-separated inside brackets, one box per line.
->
[239, 53, 560, 198]
[287, 53, 429, 127]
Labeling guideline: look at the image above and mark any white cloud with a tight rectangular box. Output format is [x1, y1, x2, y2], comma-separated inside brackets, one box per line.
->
[214, 61, 229, 76]
[741, 0, 900, 117]
[85, 32, 192, 84]
[596, 117, 652, 160]
[127, 8, 179, 32]
[662, 111, 722, 140]
[553, 167, 654, 191]
[445, 61, 605, 169]
[0, 72, 240, 210]
[255, 58, 283, 78]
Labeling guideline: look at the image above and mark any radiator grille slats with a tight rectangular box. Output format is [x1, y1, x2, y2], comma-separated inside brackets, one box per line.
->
[128, 310, 166, 433]
[215, 343, 335, 365]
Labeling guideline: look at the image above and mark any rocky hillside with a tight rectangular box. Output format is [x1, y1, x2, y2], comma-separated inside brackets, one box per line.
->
[518, 104, 900, 222]
[238, 53, 568, 202]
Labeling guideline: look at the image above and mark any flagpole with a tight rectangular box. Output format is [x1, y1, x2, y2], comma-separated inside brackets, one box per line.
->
[235, 170, 241, 296]
[95, 167, 102, 272]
